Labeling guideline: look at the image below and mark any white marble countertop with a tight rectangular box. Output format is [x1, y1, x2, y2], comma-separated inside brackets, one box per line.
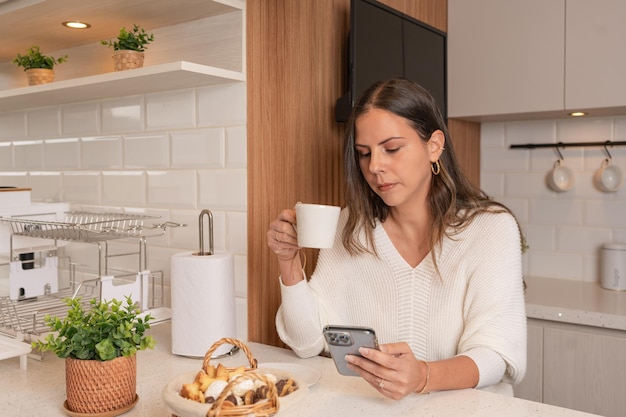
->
[525, 276, 626, 331]
[0, 322, 602, 417]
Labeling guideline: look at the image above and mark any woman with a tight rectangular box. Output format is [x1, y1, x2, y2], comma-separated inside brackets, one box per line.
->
[267, 78, 526, 400]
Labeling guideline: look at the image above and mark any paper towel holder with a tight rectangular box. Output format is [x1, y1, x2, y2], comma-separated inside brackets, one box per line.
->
[193, 209, 214, 256]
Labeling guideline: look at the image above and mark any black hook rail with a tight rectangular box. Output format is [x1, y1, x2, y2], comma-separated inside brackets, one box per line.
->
[509, 140, 626, 150]
[510, 140, 626, 160]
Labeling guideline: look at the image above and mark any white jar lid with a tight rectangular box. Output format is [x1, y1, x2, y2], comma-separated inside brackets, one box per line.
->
[602, 242, 626, 251]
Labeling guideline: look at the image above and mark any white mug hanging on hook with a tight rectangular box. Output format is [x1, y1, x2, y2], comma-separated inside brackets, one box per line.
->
[546, 159, 575, 192]
[594, 158, 623, 193]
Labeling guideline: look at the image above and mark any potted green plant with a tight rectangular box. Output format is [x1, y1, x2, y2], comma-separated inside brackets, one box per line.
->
[32, 296, 155, 415]
[101, 24, 155, 71]
[12, 45, 68, 85]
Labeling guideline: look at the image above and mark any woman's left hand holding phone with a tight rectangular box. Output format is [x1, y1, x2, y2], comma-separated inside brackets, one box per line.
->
[346, 342, 427, 400]
[267, 208, 303, 285]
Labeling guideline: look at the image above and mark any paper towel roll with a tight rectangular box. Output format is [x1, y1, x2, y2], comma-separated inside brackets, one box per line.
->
[171, 251, 236, 357]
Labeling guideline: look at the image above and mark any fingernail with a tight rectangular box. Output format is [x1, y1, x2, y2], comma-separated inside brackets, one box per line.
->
[359, 347, 369, 355]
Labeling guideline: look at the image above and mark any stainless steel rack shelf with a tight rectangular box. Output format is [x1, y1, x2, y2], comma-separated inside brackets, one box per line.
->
[0, 211, 173, 243]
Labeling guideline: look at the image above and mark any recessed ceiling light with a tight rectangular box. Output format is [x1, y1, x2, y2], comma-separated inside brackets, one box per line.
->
[568, 111, 587, 117]
[62, 21, 91, 29]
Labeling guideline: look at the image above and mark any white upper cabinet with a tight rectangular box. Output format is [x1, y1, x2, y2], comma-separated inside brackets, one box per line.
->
[447, 0, 565, 121]
[565, 0, 626, 112]
[448, 0, 626, 121]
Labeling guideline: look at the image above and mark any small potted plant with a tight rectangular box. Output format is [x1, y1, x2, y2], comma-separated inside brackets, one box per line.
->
[32, 296, 155, 414]
[101, 24, 155, 71]
[12, 45, 68, 85]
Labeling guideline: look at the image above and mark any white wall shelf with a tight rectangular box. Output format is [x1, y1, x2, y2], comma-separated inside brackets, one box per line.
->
[0, 61, 245, 112]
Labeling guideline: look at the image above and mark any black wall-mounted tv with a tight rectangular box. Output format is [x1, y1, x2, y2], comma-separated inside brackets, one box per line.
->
[335, 0, 447, 122]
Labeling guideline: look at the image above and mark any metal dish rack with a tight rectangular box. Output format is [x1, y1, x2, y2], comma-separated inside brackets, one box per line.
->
[0, 211, 181, 345]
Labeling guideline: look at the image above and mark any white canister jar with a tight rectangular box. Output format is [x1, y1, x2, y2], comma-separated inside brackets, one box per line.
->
[601, 243, 626, 291]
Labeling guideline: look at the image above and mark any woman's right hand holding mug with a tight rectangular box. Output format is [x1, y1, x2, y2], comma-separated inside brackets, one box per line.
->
[267, 208, 300, 260]
[267, 209, 305, 285]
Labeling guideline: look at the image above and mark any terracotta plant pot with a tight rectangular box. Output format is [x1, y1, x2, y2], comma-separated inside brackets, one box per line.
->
[112, 50, 144, 71]
[64, 355, 137, 414]
[25, 68, 54, 85]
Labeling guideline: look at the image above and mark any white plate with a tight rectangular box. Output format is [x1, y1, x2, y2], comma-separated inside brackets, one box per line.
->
[258, 362, 322, 387]
[162, 367, 307, 417]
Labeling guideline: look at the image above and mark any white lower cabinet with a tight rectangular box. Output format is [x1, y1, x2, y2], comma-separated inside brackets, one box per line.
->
[513, 322, 543, 402]
[515, 318, 626, 417]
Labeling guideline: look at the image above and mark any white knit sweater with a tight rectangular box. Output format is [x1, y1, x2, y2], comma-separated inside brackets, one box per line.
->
[276, 208, 527, 391]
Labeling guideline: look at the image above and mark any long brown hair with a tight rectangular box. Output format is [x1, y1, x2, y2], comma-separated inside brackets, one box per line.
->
[342, 78, 520, 257]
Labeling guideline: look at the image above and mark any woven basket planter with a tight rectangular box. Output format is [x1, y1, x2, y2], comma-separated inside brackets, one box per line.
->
[112, 50, 144, 71]
[65, 355, 137, 414]
[25, 68, 55, 85]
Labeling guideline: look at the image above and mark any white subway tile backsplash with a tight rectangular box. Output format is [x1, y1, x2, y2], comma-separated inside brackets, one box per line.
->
[63, 172, 101, 204]
[44, 138, 80, 170]
[482, 147, 529, 172]
[0, 82, 247, 317]
[582, 253, 600, 283]
[0, 143, 12, 168]
[529, 199, 584, 225]
[528, 251, 584, 280]
[146, 89, 195, 129]
[197, 83, 246, 127]
[28, 172, 62, 202]
[102, 96, 144, 133]
[62, 102, 100, 135]
[226, 211, 247, 254]
[81, 136, 123, 169]
[169, 209, 226, 251]
[497, 197, 529, 223]
[505, 119, 556, 146]
[528, 147, 584, 172]
[479, 123, 505, 148]
[27, 107, 60, 138]
[505, 172, 552, 197]
[0, 111, 26, 140]
[235, 297, 247, 340]
[124, 133, 169, 169]
[198, 169, 246, 210]
[147, 170, 196, 208]
[585, 200, 626, 227]
[614, 228, 626, 242]
[102, 171, 146, 206]
[612, 116, 626, 140]
[524, 225, 556, 251]
[557, 226, 612, 253]
[13, 140, 43, 170]
[170, 128, 225, 168]
[233, 253, 247, 298]
[483, 116, 626, 282]
[226, 126, 246, 168]
[556, 117, 612, 142]
[480, 173, 504, 197]
[0, 172, 29, 188]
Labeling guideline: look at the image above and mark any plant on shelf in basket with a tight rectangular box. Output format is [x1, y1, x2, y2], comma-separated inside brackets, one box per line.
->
[32, 296, 155, 415]
[101, 24, 155, 71]
[12, 45, 68, 85]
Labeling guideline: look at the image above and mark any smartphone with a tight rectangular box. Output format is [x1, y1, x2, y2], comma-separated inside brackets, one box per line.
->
[323, 325, 379, 376]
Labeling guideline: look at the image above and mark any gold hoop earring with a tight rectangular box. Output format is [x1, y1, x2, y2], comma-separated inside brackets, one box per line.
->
[431, 160, 441, 175]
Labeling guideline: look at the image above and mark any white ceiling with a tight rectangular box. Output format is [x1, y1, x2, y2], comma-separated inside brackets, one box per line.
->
[0, 0, 236, 63]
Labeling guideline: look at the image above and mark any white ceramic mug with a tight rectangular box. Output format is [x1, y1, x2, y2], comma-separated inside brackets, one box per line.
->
[593, 158, 623, 193]
[546, 159, 574, 192]
[295, 203, 341, 249]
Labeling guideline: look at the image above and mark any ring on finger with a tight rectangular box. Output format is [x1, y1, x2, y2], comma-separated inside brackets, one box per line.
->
[378, 378, 385, 390]
[275, 231, 280, 242]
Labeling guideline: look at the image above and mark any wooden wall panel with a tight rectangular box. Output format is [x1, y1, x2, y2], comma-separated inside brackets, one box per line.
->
[448, 118, 481, 186]
[247, 0, 479, 346]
